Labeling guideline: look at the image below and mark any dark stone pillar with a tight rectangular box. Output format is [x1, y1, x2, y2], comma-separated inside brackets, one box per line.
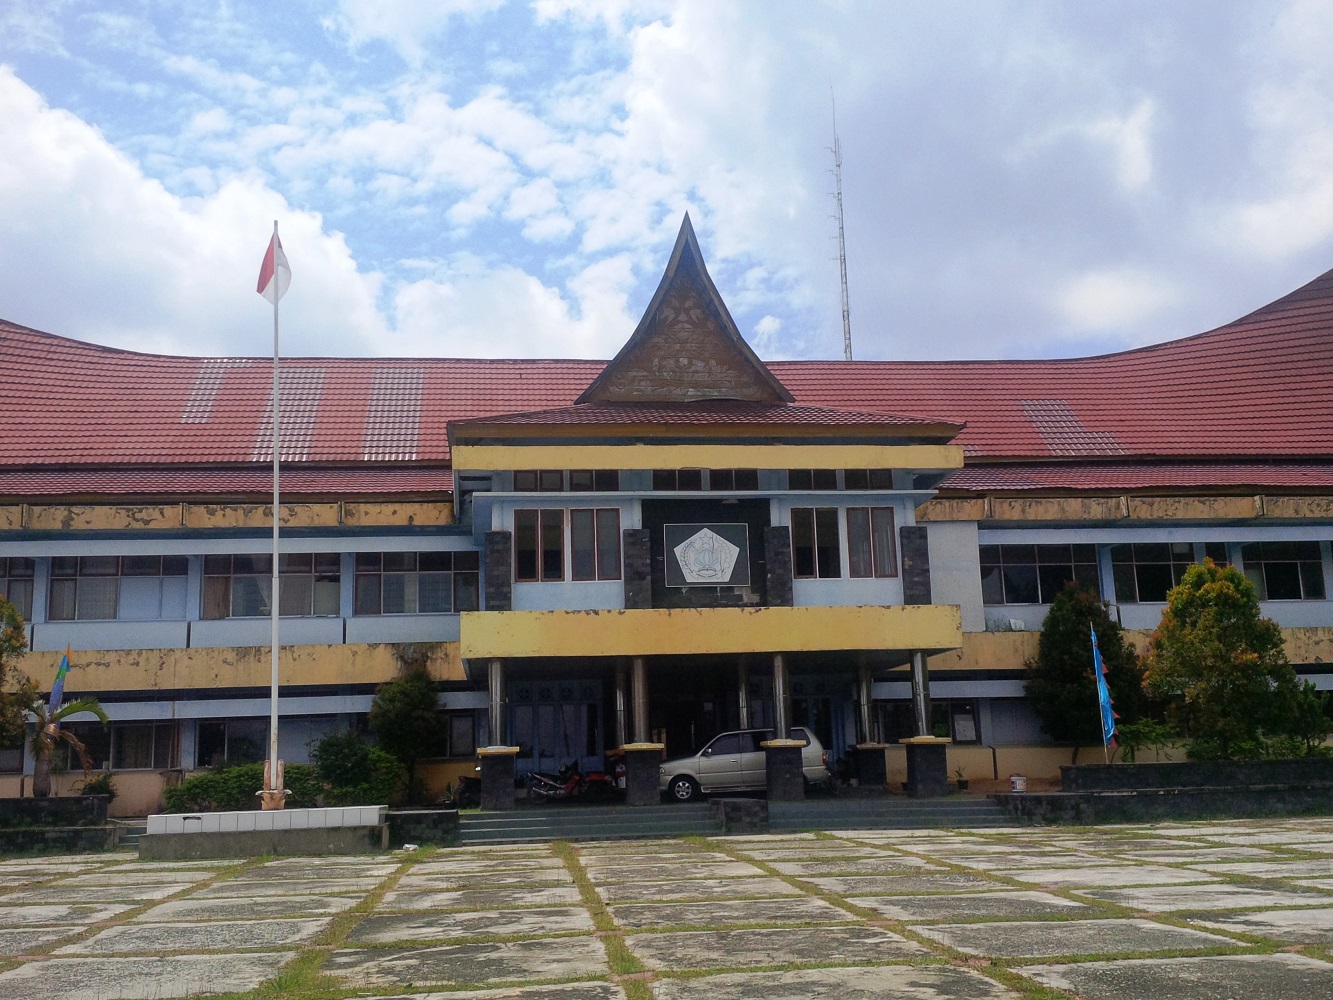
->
[764, 525, 793, 607]
[902, 737, 950, 798]
[899, 526, 931, 605]
[622, 528, 652, 609]
[762, 740, 805, 801]
[854, 744, 889, 789]
[623, 744, 664, 806]
[484, 531, 513, 611]
[478, 746, 519, 811]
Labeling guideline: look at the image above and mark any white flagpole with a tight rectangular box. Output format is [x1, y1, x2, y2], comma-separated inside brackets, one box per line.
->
[268, 219, 282, 802]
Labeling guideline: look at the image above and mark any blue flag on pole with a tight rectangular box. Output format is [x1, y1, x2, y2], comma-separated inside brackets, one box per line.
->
[49, 646, 71, 717]
[1090, 625, 1117, 748]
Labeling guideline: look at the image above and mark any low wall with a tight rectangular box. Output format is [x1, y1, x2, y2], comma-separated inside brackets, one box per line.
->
[0, 772, 179, 818]
[0, 826, 118, 854]
[995, 785, 1333, 825]
[386, 808, 458, 847]
[1063, 759, 1333, 791]
[139, 824, 388, 860]
[0, 796, 108, 828]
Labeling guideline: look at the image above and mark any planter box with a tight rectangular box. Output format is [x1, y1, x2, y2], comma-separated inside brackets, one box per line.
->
[0, 796, 108, 829]
[1062, 759, 1333, 792]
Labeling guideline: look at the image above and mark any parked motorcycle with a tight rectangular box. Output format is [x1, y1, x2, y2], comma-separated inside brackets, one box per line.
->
[525, 761, 620, 802]
[453, 765, 481, 808]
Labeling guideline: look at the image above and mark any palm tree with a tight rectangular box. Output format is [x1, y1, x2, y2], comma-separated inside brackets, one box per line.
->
[28, 697, 107, 798]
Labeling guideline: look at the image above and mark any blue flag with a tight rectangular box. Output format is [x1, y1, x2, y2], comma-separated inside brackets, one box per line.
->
[1090, 625, 1117, 748]
[49, 647, 72, 718]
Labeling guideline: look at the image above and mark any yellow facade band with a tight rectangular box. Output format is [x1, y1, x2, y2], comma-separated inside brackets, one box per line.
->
[459, 604, 962, 659]
[452, 443, 963, 473]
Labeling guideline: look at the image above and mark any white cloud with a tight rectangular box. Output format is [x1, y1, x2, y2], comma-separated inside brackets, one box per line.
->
[1083, 99, 1156, 193]
[328, 0, 507, 66]
[1054, 268, 1180, 337]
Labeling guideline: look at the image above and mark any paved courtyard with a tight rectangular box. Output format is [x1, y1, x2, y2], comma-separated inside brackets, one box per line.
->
[1, 817, 1332, 998]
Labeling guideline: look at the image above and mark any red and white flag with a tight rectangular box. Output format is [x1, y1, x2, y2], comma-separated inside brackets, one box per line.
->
[257, 232, 291, 304]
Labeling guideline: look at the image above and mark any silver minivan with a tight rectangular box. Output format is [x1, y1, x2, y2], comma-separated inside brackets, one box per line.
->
[658, 726, 830, 802]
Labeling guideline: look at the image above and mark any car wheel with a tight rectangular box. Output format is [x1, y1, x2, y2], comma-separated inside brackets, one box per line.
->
[667, 775, 700, 803]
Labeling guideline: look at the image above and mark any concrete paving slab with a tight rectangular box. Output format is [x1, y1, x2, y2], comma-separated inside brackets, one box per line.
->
[996, 865, 1220, 888]
[51, 870, 218, 886]
[349, 906, 596, 943]
[609, 896, 853, 930]
[802, 873, 1002, 896]
[0, 902, 133, 926]
[595, 877, 802, 903]
[579, 852, 736, 868]
[1108, 847, 1281, 862]
[395, 871, 574, 890]
[1076, 883, 1333, 912]
[0, 952, 295, 999]
[625, 925, 924, 970]
[1022, 952, 1333, 1000]
[2, 883, 194, 903]
[898, 838, 1036, 855]
[766, 858, 944, 876]
[1193, 906, 1333, 943]
[577, 839, 703, 853]
[936, 853, 1117, 870]
[376, 987, 625, 1000]
[190, 876, 382, 897]
[57, 917, 331, 954]
[246, 862, 400, 879]
[412, 857, 568, 875]
[0, 926, 80, 954]
[1189, 859, 1333, 878]
[102, 860, 235, 871]
[130, 893, 358, 922]
[586, 861, 765, 883]
[856, 889, 1104, 921]
[915, 917, 1235, 958]
[1290, 877, 1333, 891]
[379, 885, 584, 911]
[649, 964, 1020, 999]
[327, 935, 609, 987]
[729, 846, 884, 861]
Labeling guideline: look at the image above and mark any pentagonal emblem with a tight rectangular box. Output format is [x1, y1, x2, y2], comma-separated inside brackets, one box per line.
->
[673, 527, 740, 584]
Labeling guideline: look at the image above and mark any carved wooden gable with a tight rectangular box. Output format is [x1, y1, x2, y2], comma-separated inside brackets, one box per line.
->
[577, 215, 793, 405]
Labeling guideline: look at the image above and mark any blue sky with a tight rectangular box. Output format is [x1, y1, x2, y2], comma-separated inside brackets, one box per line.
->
[3, 1, 1333, 362]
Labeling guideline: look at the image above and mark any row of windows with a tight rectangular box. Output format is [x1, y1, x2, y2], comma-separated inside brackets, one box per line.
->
[0, 552, 481, 623]
[511, 469, 898, 492]
[982, 541, 1329, 605]
[791, 506, 898, 579]
[514, 508, 621, 583]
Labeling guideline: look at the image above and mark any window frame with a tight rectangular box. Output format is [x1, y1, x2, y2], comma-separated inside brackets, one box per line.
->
[514, 509, 567, 582]
[1241, 541, 1327, 601]
[846, 506, 898, 578]
[201, 553, 341, 620]
[979, 544, 1100, 606]
[570, 508, 622, 582]
[791, 506, 843, 579]
[48, 555, 188, 622]
[354, 551, 480, 615]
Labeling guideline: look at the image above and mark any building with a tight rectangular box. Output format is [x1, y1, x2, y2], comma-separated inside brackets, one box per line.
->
[2, 216, 1332, 813]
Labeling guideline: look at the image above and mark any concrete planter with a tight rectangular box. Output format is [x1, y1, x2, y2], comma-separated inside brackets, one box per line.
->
[0, 795, 109, 829]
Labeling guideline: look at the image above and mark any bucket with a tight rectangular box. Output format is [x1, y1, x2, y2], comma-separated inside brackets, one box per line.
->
[1009, 773, 1027, 793]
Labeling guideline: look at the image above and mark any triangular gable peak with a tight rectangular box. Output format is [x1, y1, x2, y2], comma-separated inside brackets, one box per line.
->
[575, 214, 795, 405]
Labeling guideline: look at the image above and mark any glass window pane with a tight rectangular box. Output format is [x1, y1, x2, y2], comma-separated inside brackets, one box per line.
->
[514, 510, 539, 582]
[814, 508, 841, 578]
[452, 550, 479, 571]
[354, 575, 381, 615]
[871, 507, 896, 576]
[1136, 563, 1175, 602]
[1204, 542, 1228, 564]
[812, 469, 837, 491]
[843, 469, 869, 490]
[1036, 545, 1072, 564]
[1134, 543, 1170, 563]
[539, 470, 563, 491]
[203, 554, 231, 575]
[979, 545, 1001, 566]
[314, 553, 341, 574]
[1244, 565, 1267, 599]
[313, 577, 340, 616]
[1073, 562, 1101, 596]
[77, 578, 118, 620]
[79, 556, 119, 577]
[233, 554, 271, 575]
[280, 553, 312, 573]
[596, 509, 621, 580]
[652, 470, 675, 490]
[113, 724, 154, 770]
[51, 556, 79, 578]
[418, 572, 451, 612]
[383, 573, 413, 614]
[513, 470, 538, 491]
[846, 507, 872, 578]
[792, 508, 815, 578]
[278, 576, 312, 616]
[4, 579, 32, 621]
[7, 558, 34, 578]
[454, 572, 479, 612]
[1112, 563, 1138, 603]
[540, 509, 564, 581]
[1002, 564, 1039, 604]
[383, 552, 414, 572]
[1038, 564, 1074, 604]
[678, 469, 703, 490]
[232, 576, 270, 617]
[152, 723, 179, 769]
[48, 579, 77, 621]
[1301, 560, 1326, 600]
[162, 555, 189, 576]
[355, 552, 382, 571]
[980, 565, 1004, 604]
[121, 555, 160, 576]
[734, 469, 758, 490]
[570, 510, 596, 581]
[569, 470, 594, 491]
[788, 469, 813, 491]
[1264, 562, 1303, 601]
[593, 470, 619, 491]
[419, 551, 450, 572]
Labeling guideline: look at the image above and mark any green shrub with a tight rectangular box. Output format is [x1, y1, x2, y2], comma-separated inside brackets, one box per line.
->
[311, 731, 405, 805]
[164, 762, 320, 812]
[78, 772, 117, 802]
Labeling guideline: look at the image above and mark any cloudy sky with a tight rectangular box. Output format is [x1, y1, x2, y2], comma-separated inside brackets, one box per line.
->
[3, 1, 1333, 363]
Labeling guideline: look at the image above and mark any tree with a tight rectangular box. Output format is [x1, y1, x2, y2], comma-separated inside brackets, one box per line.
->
[368, 667, 444, 800]
[1025, 584, 1143, 747]
[1143, 559, 1321, 759]
[29, 696, 109, 797]
[0, 596, 37, 750]
[311, 730, 406, 805]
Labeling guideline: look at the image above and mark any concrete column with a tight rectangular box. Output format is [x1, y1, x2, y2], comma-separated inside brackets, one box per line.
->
[910, 651, 931, 738]
[737, 656, 751, 729]
[856, 662, 874, 744]
[488, 659, 506, 746]
[614, 663, 629, 748]
[478, 745, 519, 811]
[630, 656, 649, 744]
[772, 653, 790, 740]
[623, 743, 665, 806]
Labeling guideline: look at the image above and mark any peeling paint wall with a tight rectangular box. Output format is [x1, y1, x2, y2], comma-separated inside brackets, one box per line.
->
[0, 501, 452, 531]
[921, 493, 1333, 524]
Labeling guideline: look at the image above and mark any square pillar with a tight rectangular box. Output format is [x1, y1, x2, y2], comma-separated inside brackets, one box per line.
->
[901, 736, 950, 798]
[477, 746, 520, 811]
[622, 743, 664, 806]
[854, 743, 889, 789]
[762, 739, 805, 801]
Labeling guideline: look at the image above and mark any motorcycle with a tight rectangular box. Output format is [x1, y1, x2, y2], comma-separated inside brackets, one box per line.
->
[525, 760, 620, 802]
[452, 765, 481, 808]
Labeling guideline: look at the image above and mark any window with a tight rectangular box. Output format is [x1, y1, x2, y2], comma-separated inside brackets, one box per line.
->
[513, 470, 565, 492]
[354, 551, 480, 614]
[1242, 541, 1326, 601]
[847, 507, 897, 578]
[444, 712, 477, 757]
[876, 700, 980, 744]
[568, 470, 620, 492]
[0, 557, 34, 621]
[792, 507, 841, 578]
[570, 509, 621, 581]
[202, 554, 340, 620]
[514, 509, 566, 582]
[842, 469, 895, 490]
[652, 469, 704, 491]
[196, 719, 267, 767]
[1111, 542, 1227, 603]
[706, 469, 759, 491]
[48, 555, 188, 622]
[62, 721, 178, 770]
[788, 469, 838, 491]
[980, 544, 1099, 605]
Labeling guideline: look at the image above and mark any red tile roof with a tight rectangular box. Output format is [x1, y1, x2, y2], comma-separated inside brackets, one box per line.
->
[450, 401, 958, 432]
[4, 262, 1333, 496]
[943, 463, 1333, 492]
[0, 466, 452, 499]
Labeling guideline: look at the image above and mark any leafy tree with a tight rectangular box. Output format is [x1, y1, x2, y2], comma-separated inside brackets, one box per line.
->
[0, 596, 37, 750]
[1143, 559, 1324, 759]
[1025, 584, 1143, 746]
[368, 666, 444, 800]
[29, 696, 108, 797]
[164, 762, 321, 812]
[311, 730, 406, 805]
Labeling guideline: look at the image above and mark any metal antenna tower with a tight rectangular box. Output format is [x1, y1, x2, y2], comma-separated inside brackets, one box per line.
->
[830, 93, 853, 361]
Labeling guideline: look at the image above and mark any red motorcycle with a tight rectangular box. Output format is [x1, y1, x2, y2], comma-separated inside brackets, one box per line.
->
[524, 761, 620, 802]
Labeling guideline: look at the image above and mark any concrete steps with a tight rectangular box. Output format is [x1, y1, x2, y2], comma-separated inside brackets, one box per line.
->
[110, 819, 148, 850]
